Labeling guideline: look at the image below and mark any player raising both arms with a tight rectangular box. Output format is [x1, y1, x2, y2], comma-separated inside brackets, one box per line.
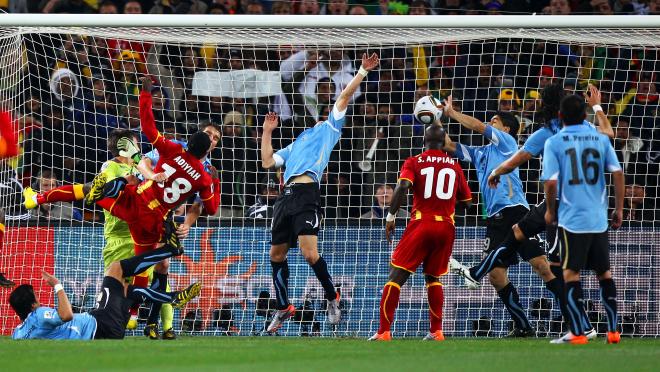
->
[542, 94, 624, 344]
[369, 124, 472, 341]
[261, 52, 380, 332]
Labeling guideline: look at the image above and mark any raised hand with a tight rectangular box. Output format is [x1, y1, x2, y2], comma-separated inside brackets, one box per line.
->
[263, 112, 279, 133]
[584, 83, 601, 107]
[140, 76, 153, 93]
[42, 270, 60, 287]
[208, 165, 219, 180]
[361, 52, 380, 72]
[152, 172, 168, 183]
[443, 95, 455, 116]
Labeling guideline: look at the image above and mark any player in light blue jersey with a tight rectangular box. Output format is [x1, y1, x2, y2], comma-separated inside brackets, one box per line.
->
[441, 95, 542, 337]
[10, 242, 200, 340]
[260, 53, 380, 332]
[542, 94, 624, 345]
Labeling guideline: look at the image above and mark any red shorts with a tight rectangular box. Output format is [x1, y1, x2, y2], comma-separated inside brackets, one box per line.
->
[391, 220, 455, 278]
[97, 185, 166, 254]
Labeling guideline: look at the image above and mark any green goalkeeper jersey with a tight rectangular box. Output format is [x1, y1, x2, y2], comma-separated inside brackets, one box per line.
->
[100, 160, 139, 240]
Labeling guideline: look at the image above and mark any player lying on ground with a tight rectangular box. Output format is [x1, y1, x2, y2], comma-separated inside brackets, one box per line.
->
[10, 243, 200, 340]
[260, 52, 380, 332]
[369, 124, 472, 341]
[440, 96, 558, 337]
[467, 83, 613, 341]
[542, 94, 624, 345]
[135, 122, 221, 340]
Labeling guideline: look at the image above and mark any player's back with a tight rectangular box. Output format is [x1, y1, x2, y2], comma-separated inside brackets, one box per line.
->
[543, 125, 621, 232]
[139, 147, 213, 212]
[400, 149, 472, 223]
[12, 307, 96, 340]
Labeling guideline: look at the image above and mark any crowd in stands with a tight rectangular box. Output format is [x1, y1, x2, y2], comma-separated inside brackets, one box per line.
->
[1, 0, 658, 225]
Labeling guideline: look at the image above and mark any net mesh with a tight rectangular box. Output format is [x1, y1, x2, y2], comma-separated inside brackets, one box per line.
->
[0, 25, 658, 337]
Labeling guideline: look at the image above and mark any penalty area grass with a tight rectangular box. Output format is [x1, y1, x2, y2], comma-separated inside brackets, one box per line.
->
[1, 336, 658, 371]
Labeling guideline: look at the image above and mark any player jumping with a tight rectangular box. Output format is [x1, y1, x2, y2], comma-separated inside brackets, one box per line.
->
[260, 52, 380, 333]
[10, 243, 200, 340]
[369, 124, 472, 341]
[542, 94, 624, 344]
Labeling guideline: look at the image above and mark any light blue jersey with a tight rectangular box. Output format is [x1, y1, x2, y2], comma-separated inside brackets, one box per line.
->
[454, 125, 528, 217]
[12, 307, 97, 340]
[145, 140, 212, 173]
[273, 107, 346, 183]
[541, 125, 621, 233]
[522, 119, 595, 157]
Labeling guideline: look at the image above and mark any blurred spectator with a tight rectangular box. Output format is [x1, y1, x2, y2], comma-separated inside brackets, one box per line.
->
[298, 0, 320, 14]
[542, 0, 572, 14]
[29, 169, 80, 221]
[409, 0, 431, 15]
[246, 175, 280, 219]
[538, 65, 555, 89]
[98, 0, 118, 14]
[41, 0, 95, 13]
[325, 0, 348, 15]
[613, 71, 658, 138]
[123, 0, 142, 14]
[349, 4, 368, 15]
[576, 0, 615, 14]
[150, 0, 207, 14]
[623, 184, 657, 222]
[360, 184, 410, 219]
[521, 89, 542, 127]
[271, 1, 291, 14]
[112, 50, 146, 107]
[208, 3, 228, 14]
[55, 35, 92, 80]
[460, 56, 497, 122]
[215, 0, 239, 14]
[245, 0, 264, 14]
[497, 88, 520, 113]
[614, 117, 644, 175]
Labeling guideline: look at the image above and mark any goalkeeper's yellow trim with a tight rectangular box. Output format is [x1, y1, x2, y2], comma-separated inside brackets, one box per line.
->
[72, 184, 85, 200]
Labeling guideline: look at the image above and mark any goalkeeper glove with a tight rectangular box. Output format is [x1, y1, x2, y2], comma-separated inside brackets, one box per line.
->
[117, 137, 142, 164]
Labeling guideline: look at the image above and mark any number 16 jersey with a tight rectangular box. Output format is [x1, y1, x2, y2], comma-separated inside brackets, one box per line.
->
[399, 149, 472, 223]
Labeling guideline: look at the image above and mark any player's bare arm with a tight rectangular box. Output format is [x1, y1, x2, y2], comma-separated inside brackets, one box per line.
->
[443, 95, 487, 134]
[487, 150, 533, 188]
[442, 131, 457, 154]
[611, 170, 625, 229]
[585, 83, 614, 138]
[334, 53, 379, 113]
[42, 270, 73, 322]
[385, 179, 411, 243]
[261, 112, 279, 169]
[177, 202, 203, 239]
[543, 180, 558, 226]
[137, 157, 168, 183]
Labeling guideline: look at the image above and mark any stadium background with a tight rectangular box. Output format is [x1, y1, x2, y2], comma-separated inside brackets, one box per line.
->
[0, 0, 658, 339]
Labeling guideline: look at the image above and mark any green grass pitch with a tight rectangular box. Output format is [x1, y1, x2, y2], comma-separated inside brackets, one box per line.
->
[1, 337, 659, 371]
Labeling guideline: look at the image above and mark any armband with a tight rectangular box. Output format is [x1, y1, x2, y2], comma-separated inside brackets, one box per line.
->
[53, 284, 64, 294]
[592, 104, 603, 113]
[386, 213, 396, 222]
[358, 66, 368, 77]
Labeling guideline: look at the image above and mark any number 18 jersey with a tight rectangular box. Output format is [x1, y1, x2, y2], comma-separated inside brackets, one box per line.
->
[399, 149, 472, 223]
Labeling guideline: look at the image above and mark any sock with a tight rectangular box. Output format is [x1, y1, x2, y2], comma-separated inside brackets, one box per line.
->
[0, 111, 18, 158]
[497, 282, 531, 330]
[161, 301, 174, 331]
[37, 184, 85, 205]
[378, 282, 401, 334]
[119, 246, 178, 277]
[147, 272, 168, 325]
[128, 285, 176, 304]
[427, 282, 444, 333]
[599, 278, 618, 333]
[310, 256, 337, 301]
[565, 281, 585, 336]
[544, 277, 570, 325]
[469, 232, 520, 281]
[129, 273, 150, 315]
[271, 260, 290, 310]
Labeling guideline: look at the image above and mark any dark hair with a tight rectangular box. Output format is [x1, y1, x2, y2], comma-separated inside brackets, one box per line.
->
[424, 124, 447, 149]
[187, 131, 211, 159]
[560, 94, 587, 126]
[201, 122, 221, 134]
[9, 284, 37, 321]
[108, 129, 138, 157]
[541, 83, 565, 128]
[496, 111, 520, 140]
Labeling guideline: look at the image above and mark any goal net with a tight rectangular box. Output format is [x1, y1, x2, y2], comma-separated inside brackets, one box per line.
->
[0, 15, 658, 338]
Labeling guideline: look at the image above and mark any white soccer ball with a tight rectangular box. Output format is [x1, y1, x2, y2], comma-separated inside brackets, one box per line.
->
[414, 95, 443, 124]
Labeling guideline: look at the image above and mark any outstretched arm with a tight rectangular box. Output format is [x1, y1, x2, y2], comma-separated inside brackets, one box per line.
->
[334, 53, 379, 114]
[385, 179, 411, 243]
[487, 150, 533, 188]
[42, 271, 73, 322]
[585, 83, 614, 138]
[611, 170, 624, 229]
[443, 95, 487, 134]
[261, 112, 280, 169]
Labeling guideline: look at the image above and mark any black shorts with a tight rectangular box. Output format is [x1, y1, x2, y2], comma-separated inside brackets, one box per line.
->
[558, 228, 610, 274]
[516, 201, 560, 264]
[485, 205, 545, 268]
[89, 277, 130, 339]
[271, 183, 322, 248]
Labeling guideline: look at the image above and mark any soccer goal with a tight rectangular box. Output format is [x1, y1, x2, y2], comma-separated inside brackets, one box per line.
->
[0, 14, 658, 338]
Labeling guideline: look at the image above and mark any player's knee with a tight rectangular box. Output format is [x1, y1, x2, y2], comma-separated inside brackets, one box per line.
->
[269, 245, 288, 262]
[596, 270, 612, 281]
[301, 248, 320, 265]
[488, 269, 508, 290]
[424, 275, 440, 285]
[106, 261, 123, 279]
[529, 256, 552, 280]
[563, 269, 580, 282]
[388, 268, 410, 286]
[512, 224, 526, 241]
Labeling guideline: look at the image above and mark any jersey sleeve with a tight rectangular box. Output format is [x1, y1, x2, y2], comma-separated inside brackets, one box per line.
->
[541, 140, 560, 181]
[273, 143, 293, 168]
[603, 136, 623, 173]
[484, 125, 517, 156]
[455, 165, 472, 202]
[37, 308, 64, 328]
[139, 91, 182, 157]
[198, 176, 220, 216]
[398, 157, 416, 184]
[521, 128, 550, 157]
[453, 143, 477, 164]
[144, 149, 159, 167]
[327, 105, 347, 132]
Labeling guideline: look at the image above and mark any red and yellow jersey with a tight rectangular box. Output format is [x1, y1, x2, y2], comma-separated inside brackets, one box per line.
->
[399, 149, 472, 223]
[138, 91, 220, 215]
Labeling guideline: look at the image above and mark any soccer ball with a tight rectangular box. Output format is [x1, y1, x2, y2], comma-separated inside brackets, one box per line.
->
[414, 95, 443, 124]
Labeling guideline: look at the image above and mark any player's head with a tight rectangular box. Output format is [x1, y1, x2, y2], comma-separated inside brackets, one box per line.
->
[187, 130, 212, 159]
[424, 123, 447, 150]
[541, 83, 565, 126]
[490, 111, 520, 140]
[201, 123, 221, 151]
[559, 94, 587, 126]
[9, 284, 38, 321]
[107, 129, 138, 158]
